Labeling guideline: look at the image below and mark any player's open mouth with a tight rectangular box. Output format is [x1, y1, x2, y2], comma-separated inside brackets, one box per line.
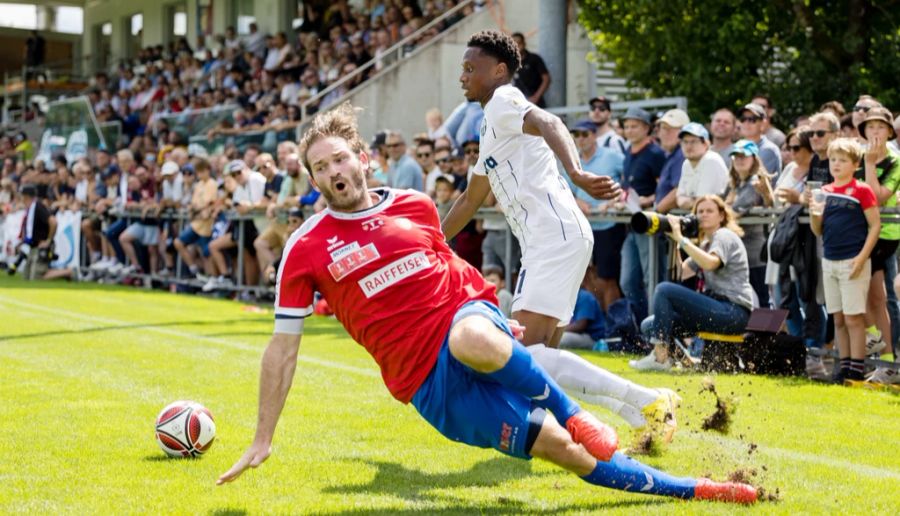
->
[334, 180, 347, 192]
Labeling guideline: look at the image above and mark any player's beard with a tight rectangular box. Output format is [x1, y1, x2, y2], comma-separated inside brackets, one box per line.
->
[321, 169, 368, 212]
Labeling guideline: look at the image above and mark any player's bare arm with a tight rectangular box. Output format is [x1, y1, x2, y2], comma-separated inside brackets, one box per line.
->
[217, 332, 302, 485]
[522, 108, 621, 200]
[440, 173, 491, 240]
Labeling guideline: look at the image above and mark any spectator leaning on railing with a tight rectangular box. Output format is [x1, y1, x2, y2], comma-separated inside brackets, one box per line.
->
[724, 139, 774, 308]
[738, 103, 782, 174]
[653, 109, 688, 215]
[675, 122, 729, 210]
[619, 107, 666, 322]
[204, 159, 266, 292]
[567, 119, 625, 312]
[173, 157, 218, 280]
[855, 107, 900, 361]
[769, 126, 830, 380]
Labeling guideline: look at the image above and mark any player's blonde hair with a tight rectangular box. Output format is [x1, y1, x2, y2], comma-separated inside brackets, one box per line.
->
[827, 137, 864, 164]
[298, 103, 368, 171]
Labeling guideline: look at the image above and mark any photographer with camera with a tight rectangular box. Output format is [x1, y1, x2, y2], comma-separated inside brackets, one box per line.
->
[14, 184, 56, 281]
[630, 195, 754, 371]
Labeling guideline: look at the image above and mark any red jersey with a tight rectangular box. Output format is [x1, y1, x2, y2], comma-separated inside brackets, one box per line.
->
[275, 189, 498, 403]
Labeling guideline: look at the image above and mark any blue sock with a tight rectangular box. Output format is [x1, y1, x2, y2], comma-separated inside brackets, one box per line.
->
[581, 452, 697, 499]
[485, 338, 581, 425]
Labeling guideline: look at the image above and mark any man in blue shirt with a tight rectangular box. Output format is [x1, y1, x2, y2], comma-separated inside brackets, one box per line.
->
[653, 109, 689, 213]
[567, 119, 626, 311]
[385, 131, 425, 192]
[560, 280, 607, 349]
[620, 107, 666, 322]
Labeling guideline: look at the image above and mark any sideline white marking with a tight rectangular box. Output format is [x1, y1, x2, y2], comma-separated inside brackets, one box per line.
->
[0, 296, 379, 379]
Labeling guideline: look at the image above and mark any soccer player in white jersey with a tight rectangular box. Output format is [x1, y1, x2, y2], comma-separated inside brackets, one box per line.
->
[441, 30, 680, 438]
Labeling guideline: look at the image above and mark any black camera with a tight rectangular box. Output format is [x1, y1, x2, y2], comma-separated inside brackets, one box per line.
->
[37, 247, 56, 262]
[631, 212, 699, 238]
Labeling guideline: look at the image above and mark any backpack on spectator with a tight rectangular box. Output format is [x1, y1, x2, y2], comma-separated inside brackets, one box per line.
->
[769, 204, 802, 264]
[604, 298, 647, 353]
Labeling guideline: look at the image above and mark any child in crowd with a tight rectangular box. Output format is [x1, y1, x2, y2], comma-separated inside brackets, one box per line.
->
[433, 175, 454, 220]
[481, 265, 513, 317]
[559, 267, 607, 350]
[810, 138, 881, 382]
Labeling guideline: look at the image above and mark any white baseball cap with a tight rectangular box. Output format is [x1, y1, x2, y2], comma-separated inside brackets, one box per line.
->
[657, 109, 690, 128]
[161, 161, 180, 176]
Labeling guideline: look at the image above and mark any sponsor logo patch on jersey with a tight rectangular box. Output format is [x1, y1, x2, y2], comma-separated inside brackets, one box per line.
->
[499, 422, 516, 452]
[327, 243, 379, 281]
[330, 241, 360, 260]
[326, 235, 345, 252]
[358, 251, 432, 298]
[362, 218, 385, 232]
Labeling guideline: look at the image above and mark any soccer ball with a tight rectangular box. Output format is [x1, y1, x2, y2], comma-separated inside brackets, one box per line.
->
[155, 401, 216, 458]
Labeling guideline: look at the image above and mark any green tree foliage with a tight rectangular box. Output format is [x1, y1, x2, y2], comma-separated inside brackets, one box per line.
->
[579, 0, 900, 125]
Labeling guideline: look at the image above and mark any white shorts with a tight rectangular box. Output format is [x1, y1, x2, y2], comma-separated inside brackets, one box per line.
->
[125, 223, 160, 246]
[511, 237, 592, 324]
[822, 257, 870, 315]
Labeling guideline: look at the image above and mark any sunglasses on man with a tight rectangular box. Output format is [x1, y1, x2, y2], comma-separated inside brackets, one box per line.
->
[801, 130, 834, 139]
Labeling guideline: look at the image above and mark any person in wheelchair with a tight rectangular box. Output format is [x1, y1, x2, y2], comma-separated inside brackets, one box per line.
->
[631, 195, 755, 371]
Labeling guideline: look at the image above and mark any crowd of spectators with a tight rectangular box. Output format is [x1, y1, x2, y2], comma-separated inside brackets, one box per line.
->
[557, 94, 900, 386]
[2, 13, 899, 385]
[85, 0, 478, 151]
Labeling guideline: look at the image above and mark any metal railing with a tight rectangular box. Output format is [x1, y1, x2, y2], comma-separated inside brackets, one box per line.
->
[547, 96, 689, 121]
[6, 201, 900, 368]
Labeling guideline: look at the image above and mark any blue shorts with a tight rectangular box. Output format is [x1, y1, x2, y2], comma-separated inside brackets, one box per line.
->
[177, 227, 211, 257]
[411, 301, 546, 459]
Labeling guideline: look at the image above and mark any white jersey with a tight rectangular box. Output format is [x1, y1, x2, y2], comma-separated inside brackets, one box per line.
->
[474, 85, 591, 253]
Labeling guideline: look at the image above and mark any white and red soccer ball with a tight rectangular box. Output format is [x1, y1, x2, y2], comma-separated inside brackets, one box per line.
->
[155, 401, 216, 458]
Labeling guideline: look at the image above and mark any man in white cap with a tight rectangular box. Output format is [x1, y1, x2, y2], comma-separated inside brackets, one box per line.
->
[676, 122, 729, 209]
[653, 108, 690, 213]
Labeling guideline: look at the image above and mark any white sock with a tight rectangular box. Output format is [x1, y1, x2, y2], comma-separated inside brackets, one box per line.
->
[91, 251, 101, 263]
[528, 344, 658, 408]
[574, 393, 647, 428]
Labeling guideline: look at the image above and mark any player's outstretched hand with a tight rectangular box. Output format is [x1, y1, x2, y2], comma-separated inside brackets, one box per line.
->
[507, 319, 526, 340]
[573, 172, 622, 201]
[216, 441, 272, 485]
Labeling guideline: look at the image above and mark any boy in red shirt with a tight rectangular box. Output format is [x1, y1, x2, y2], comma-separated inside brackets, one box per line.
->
[811, 138, 881, 382]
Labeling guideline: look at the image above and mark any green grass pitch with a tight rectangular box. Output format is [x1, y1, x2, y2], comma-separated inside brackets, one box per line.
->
[1, 275, 899, 514]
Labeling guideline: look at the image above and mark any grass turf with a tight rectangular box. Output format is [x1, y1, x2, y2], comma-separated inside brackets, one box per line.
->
[0, 275, 898, 514]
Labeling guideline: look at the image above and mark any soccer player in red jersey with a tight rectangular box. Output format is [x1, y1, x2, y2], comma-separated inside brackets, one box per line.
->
[216, 104, 756, 504]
